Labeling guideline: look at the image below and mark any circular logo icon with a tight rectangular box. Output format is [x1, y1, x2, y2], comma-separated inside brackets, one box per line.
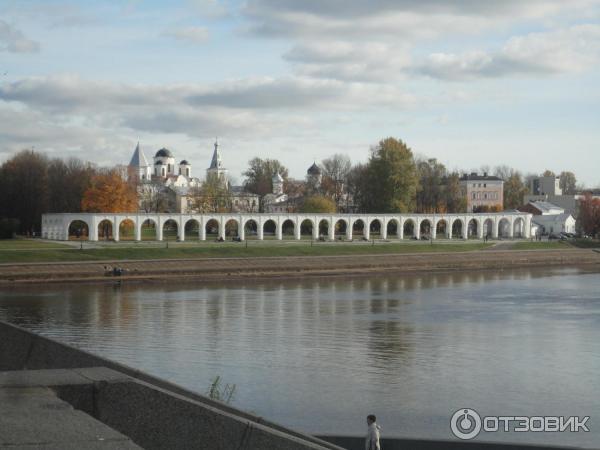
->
[450, 408, 482, 440]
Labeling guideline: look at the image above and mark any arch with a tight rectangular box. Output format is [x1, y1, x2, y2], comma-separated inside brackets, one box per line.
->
[162, 219, 178, 240]
[334, 219, 347, 239]
[436, 219, 448, 239]
[225, 218, 239, 237]
[205, 218, 219, 239]
[498, 218, 511, 238]
[141, 218, 157, 241]
[119, 219, 136, 241]
[403, 219, 415, 239]
[386, 218, 400, 239]
[451, 219, 464, 239]
[300, 219, 314, 238]
[263, 219, 277, 239]
[513, 217, 525, 238]
[483, 218, 494, 239]
[467, 218, 479, 239]
[97, 219, 113, 241]
[68, 219, 89, 241]
[318, 219, 329, 239]
[281, 219, 295, 239]
[352, 219, 365, 237]
[244, 219, 258, 239]
[185, 219, 200, 241]
[419, 219, 432, 238]
[369, 219, 382, 238]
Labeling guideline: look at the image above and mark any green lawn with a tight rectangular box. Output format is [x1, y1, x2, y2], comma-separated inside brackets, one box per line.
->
[511, 241, 572, 250]
[0, 240, 492, 263]
[0, 239, 72, 250]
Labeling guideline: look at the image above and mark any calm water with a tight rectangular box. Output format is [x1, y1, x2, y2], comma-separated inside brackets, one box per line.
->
[1, 268, 599, 448]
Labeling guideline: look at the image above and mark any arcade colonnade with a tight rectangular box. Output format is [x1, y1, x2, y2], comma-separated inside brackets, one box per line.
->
[42, 212, 532, 241]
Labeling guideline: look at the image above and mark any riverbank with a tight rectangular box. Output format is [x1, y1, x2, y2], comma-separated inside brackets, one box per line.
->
[1, 245, 598, 285]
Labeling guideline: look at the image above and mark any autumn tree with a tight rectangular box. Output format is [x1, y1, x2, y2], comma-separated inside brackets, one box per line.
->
[242, 158, 289, 211]
[345, 163, 369, 213]
[189, 175, 232, 213]
[139, 181, 172, 213]
[320, 154, 351, 209]
[361, 137, 418, 213]
[300, 195, 336, 213]
[559, 171, 578, 195]
[81, 169, 138, 213]
[47, 157, 96, 213]
[578, 193, 600, 237]
[542, 170, 556, 177]
[415, 158, 447, 213]
[503, 171, 529, 210]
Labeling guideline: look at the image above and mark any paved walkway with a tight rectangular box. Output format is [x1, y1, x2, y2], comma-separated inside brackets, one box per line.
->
[0, 368, 141, 449]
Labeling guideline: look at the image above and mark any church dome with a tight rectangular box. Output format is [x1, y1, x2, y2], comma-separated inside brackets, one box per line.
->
[272, 172, 283, 182]
[155, 160, 164, 165]
[307, 162, 321, 175]
[155, 148, 173, 158]
[180, 160, 189, 165]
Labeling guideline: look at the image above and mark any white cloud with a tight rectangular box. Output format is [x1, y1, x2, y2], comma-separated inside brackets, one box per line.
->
[416, 24, 600, 80]
[0, 20, 39, 53]
[162, 26, 210, 44]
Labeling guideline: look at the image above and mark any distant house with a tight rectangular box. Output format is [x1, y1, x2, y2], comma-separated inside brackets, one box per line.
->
[459, 172, 504, 212]
[518, 201, 576, 235]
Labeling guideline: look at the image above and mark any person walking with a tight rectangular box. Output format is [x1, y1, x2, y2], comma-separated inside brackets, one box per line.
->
[365, 414, 381, 450]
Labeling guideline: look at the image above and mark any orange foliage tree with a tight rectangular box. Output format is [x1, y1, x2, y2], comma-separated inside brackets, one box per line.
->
[578, 192, 600, 237]
[81, 170, 138, 213]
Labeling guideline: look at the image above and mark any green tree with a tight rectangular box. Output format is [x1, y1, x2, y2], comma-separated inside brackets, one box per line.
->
[503, 171, 529, 209]
[300, 195, 336, 213]
[0, 150, 49, 234]
[242, 158, 289, 211]
[444, 172, 467, 213]
[559, 171, 577, 195]
[542, 169, 556, 177]
[416, 157, 447, 213]
[362, 137, 418, 213]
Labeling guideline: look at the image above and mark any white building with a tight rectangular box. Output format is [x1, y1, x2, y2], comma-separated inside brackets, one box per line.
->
[518, 200, 577, 236]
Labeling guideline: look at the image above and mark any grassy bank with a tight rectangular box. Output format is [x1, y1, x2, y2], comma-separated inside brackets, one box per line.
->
[0, 240, 492, 263]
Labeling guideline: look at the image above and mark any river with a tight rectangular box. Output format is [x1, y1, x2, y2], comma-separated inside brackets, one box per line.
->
[1, 267, 599, 448]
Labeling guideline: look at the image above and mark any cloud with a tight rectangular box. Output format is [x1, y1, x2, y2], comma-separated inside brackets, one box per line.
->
[0, 20, 40, 53]
[242, 0, 599, 39]
[283, 41, 411, 82]
[416, 24, 600, 80]
[162, 26, 210, 44]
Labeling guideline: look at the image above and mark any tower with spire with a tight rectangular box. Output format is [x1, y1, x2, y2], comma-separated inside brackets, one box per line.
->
[128, 142, 152, 181]
[206, 138, 228, 186]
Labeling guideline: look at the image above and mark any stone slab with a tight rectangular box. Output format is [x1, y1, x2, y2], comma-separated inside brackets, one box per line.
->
[0, 387, 141, 449]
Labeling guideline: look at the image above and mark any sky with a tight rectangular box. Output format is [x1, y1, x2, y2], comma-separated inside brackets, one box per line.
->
[1, 0, 599, 186]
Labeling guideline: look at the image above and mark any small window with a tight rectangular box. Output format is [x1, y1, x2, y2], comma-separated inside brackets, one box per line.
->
[484, 183, 487, 187]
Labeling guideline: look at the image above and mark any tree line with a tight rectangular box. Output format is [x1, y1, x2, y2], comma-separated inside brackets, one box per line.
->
[0, 150, 136, 235]
[0, 140, 594, 236]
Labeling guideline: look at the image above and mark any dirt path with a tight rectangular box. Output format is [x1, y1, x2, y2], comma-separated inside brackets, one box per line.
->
[0, 248, 598, 285]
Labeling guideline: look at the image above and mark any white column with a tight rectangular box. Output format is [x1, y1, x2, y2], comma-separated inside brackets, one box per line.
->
[508, 220, 514, 239]
[114, 221, 120, 242]
[258, 222, 264, 240]
[200, 221, 206, 241]
[312, 222, 319, 240]
[295, 221, 302, 240]
[431, 225, 436, 240]
[239, 226, 245, 241]
[135, 224, 141, 241]
[492, 219, 499, 239]
[276, 222, 283, 240]
[157, 222, 163, 241]
[415, 220, 420, 240]
[381, 222, 388, 240]
[218, 221, 226, 240]
[399, 220, 404, 240]
[478, 221, 484, 239]
[346, 222, 352, 240]
[328, 221, 335, 240]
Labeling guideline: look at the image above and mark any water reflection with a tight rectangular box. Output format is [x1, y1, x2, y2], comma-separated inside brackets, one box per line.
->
[0, 267, 599, 448]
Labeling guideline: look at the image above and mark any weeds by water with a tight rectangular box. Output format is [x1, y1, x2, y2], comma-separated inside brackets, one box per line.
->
[207, 375, 236, 404]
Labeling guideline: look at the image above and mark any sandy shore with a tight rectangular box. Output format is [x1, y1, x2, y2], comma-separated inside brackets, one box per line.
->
[0, 248, 599, 285]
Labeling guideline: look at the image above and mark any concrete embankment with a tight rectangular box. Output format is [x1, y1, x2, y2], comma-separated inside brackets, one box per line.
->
[0, 249, 599, 285]
[0, 321, 587, 449]
[0, 320, 343, 450]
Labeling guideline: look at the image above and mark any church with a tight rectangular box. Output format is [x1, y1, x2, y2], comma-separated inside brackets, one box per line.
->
[127, 140, 259, 213]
